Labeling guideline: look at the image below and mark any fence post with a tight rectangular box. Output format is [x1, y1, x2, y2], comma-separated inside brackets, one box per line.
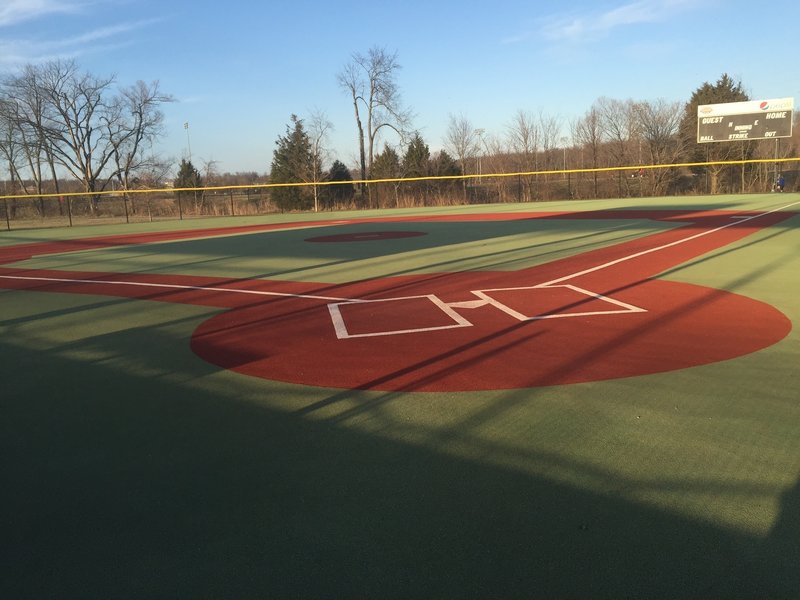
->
[229, 190, 235, 216]
[3, 197, 9, 231]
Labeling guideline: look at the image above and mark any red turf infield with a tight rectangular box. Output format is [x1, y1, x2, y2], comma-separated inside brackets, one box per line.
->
[0, 209, 794, 391]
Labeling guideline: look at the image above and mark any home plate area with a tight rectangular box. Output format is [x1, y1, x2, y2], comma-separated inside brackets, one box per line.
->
[328, 284, 646, 339]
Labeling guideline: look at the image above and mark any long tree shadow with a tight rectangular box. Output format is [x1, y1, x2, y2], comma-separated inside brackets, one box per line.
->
[758, 478, 800, 596]
[1, 307, 798, 599]
[2, 208, 798, 599]
[1, 216, 673, 284]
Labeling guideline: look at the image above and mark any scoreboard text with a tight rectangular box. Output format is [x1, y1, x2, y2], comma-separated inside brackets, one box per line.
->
[697, 98, 793, 143]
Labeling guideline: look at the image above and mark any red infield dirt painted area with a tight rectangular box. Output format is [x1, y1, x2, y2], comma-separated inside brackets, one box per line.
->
[0, 209, 794, 391]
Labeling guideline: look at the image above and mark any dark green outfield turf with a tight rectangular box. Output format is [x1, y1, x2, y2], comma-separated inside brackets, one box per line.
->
[1, 195, 799, 598]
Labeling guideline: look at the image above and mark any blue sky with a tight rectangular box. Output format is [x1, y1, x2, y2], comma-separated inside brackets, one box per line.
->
[2, 0, 798, 174]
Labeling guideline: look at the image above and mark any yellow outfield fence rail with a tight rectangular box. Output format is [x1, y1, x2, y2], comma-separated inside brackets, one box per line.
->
[0, 157, 797, 230]
[1, 157, 799, 201]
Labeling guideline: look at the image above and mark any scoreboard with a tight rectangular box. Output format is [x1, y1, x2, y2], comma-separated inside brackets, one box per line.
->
[697, 97, 793, 143]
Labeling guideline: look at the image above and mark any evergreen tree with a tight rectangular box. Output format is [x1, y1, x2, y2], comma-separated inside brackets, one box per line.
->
[402, 133, 430, 178]
[174, 159, 202, 214]
[174, 159, 202, 189]
[402, 133, 431, 202]
[270, 114, 314, 211]
[325, 159, 354, 207]
[430, 149, 462, 199]
[371, 144, 402, 179]
[679, 74, 750, 194]
[371, 144, 403, 207]
[430, 149, 461, 177]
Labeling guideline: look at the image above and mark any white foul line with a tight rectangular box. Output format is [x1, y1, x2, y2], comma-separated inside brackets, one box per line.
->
[0, 273, 364, 303]
[538, 200, 800, 287]
[0, 201, 796, 326]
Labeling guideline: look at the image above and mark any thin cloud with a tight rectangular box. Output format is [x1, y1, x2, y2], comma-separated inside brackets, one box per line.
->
[0, 0, 82, 27]
[537, 0, 706, 44]
[55, 18, 161, 47]
[501, 31, 534, 46]
[0, 16, 161, 66]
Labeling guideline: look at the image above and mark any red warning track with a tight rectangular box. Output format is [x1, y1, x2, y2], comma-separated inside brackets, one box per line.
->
[0, 209, 795, 391]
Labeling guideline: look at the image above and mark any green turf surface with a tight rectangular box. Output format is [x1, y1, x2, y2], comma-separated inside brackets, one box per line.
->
[2, 194, 799, 598]
[10, 218, 677, 283]
[0, 192, 785, 247]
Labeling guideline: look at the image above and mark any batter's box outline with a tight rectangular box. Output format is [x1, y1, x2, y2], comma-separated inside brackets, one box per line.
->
[328, 285, 647, 339]
[328, 294, 473, 339]
[472, 284, 647, 321]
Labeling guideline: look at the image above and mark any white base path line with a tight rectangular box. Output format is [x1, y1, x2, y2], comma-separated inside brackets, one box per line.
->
[328, 294, 474, 339]
[471, 284, 646, 322]
[1, 201, 796, 310]
[326, 202, 797, 338]
[0, 274, 365, 303]
[539, 200, 800, 287]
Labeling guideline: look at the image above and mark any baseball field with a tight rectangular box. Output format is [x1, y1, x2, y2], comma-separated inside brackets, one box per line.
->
[1, 193, 798, 598]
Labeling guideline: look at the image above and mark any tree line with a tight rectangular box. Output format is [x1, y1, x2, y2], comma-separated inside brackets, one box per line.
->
[271, 53, 799, 211]
[0, 60, 173, 216]
[2, 53, 798, 220]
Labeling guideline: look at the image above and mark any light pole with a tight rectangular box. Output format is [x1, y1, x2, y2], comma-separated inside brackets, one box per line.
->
[184, 121, 192, 163]
[560, 137, 571, 199]
[183, 121, 197, 217]
[475, 128, 485, 184]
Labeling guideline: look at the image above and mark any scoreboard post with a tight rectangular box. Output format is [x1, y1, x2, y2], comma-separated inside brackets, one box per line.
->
[697, 98, 794, 143]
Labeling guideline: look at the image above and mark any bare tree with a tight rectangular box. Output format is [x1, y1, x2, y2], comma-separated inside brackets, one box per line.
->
[0, 100, 22, 185]
[197, 158, 221, 212]
[633, 99, 684, 195]
[338, 46, 412, 204]
[595, 97, 639, 196]
[572, 107, 603, 198]
[444, 113, 480, 175]
[538, 112, 562, 165]
[108, 80, 173, 214]
[307, 109, 333, 212]
[34, 60, 118, 212]
[1, 65, 62, 214]
[0, 60, 174, 216]
[479, 131, 513, 202]
[0, 100, 24, 217]
[444, 113, 480, 200]
[538, 111, 562, 199]
[507, 109, 539, 201]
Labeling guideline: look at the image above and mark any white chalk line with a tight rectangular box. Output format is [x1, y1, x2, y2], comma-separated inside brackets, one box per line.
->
[1, 201, 796, 338]
[326, 201, 799, 337]
[539, 200, 800, 287]
[0, 274, 365, 303]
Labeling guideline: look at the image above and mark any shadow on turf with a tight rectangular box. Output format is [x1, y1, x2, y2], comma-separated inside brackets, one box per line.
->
[2, 327, 799, 599]
[20, 218, 662, 284]
[2, 211, 799, 598]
